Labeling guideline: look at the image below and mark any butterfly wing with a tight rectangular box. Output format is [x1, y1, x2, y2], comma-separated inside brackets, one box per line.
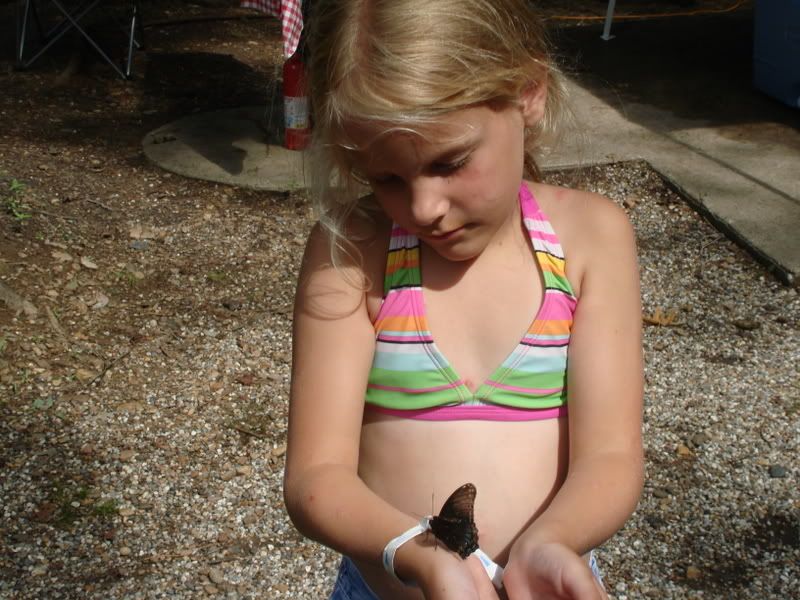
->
[429, 483, 480, 559]
[437, 483, 476, 520]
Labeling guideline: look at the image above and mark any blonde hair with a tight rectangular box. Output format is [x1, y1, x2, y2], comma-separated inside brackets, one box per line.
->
[306, 0, 567, 265]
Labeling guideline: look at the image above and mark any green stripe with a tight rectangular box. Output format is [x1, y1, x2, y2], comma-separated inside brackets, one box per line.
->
[492, 369, 566, 390]
[389, 265, 421, 289]
[366, 386, 462, 409]
[542, 270, 573, 293]
[479, 387, 566, 409]
[368, 366, 455, 388]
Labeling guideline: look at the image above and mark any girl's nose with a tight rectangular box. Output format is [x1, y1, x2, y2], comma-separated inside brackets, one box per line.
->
[408, 178, 449, 226]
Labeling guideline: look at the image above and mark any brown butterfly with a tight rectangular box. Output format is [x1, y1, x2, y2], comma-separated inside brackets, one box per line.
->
[429, 483, 479, 559]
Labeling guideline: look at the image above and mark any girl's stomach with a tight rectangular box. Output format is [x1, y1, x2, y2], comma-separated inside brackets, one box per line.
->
[354, 410, 569, 600]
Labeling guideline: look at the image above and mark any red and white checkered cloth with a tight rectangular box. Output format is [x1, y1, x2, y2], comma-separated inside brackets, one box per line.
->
[240, 0, 304, 58]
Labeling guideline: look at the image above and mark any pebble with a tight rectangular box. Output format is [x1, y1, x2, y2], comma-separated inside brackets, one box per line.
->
[689, 432, 709, 447]
[208, 568, 225, 585]
[768, 465, 788, 478]
[130, 240, 150, 251]
[652, 487, 670, 499]
[732, 318, 760, 330]
[236, 465, 253, 477]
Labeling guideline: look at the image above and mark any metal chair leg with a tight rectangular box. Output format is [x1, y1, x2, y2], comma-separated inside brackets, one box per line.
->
[124, 3, 138, 78]
[15, 0, 143, 79]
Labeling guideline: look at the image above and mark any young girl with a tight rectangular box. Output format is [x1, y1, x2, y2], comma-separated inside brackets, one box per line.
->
[284, 1, 644, 598]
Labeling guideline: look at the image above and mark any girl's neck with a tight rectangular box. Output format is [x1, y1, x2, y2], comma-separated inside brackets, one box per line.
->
[420, 198, 531, 285]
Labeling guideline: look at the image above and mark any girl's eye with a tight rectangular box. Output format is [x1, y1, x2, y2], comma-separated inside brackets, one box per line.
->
[432, 155, 470, 175]
[369, 174, 402, 186]
[352, 169, 398, 187]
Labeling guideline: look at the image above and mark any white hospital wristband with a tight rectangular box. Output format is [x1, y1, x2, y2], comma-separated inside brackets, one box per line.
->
[381, 517, 431, 584]
[381, 518, 505, 590]
[473, 548, 505, 589]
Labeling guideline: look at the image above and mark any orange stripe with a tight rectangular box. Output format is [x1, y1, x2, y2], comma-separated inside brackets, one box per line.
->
[386, 252, 420, 275]
[374, 314, 423, 331]
[532, 319, 573, 336]
[538, 254, 566, 277]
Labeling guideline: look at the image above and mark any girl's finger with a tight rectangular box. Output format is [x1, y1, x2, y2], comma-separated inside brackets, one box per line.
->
[466, 555, 502, 600]
[593, 576, 608, 600]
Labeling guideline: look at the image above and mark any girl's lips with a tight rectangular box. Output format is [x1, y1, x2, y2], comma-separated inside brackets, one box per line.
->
[427, 227, 464, 241]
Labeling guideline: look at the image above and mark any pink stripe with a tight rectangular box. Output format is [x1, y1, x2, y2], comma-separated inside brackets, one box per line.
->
[486, 381, 563, 394]
[526, 229, 560, 245]
[378, 293, 422, 318]
[540, 297, 575, 320]
[521, 337, 569, 347]
[367, 403, 567, 421]
[368, 382, 461, 393]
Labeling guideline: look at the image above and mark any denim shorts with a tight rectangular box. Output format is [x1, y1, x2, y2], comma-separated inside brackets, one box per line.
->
[329, 553, 603, 599]
[329, 556, 381, 600]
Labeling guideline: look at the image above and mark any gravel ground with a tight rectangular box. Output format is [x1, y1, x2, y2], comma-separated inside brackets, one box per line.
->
[2, 160, 797, 600]
[1, 1, 797, 598]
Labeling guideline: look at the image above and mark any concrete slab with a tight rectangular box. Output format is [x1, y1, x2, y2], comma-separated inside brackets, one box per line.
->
[544, 81, 800, 284]
[142, 107, 308, 191]
[543, 12, 800, 284]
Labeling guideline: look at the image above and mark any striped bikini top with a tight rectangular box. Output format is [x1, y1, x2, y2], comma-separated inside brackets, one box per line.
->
[365, 184, 577, 421]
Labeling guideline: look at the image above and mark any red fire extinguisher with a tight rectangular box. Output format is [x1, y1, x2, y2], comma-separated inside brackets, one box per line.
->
[283, 51, 310, 150]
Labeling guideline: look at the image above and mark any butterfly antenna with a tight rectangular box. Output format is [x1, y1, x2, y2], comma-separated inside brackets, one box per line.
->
[430, 490, 439, 551]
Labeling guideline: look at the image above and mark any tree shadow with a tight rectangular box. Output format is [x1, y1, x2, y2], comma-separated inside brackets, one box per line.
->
[551, 9, 800, 147]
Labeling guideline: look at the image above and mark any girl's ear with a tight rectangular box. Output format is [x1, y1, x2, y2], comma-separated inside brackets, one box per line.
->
[520, 75, 548, 127]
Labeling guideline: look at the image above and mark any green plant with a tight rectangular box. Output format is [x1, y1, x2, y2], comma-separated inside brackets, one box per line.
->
[206, 271, 227, 283]
[113, 269, 140, 286]
[32, 396, 55, 410]
[93, 499, 119, 517]
[52, 482, 89, 528]
[3, 179, 32, 221]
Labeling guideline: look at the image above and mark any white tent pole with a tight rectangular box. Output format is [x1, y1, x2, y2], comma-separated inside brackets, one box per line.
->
[601, 0, 617, 40]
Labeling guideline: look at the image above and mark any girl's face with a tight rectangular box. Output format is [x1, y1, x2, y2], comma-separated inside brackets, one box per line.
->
[346, 94, 544, 262]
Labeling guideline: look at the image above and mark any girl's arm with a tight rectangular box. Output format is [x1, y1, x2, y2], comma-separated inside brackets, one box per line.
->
[284, 224, 482, 595]
[505, 194, 643, 596]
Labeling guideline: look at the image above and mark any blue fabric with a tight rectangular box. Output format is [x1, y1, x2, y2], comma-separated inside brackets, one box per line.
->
[589, 550, 604, 586]
[329, 557, 380, 600]
[329, 552, 603, 598]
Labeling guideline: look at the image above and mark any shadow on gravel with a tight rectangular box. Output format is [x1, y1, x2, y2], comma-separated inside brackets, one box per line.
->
[0, 406, 150, 592]
[674, 506, 799, 594]
[551, 11, 800, 147]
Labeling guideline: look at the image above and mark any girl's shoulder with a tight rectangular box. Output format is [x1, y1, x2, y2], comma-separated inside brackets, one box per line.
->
[297, 198, 392, 317]
[527, 182, 636, 298]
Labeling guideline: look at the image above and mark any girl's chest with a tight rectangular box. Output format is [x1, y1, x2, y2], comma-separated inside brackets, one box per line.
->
[421, 255, 543, 393]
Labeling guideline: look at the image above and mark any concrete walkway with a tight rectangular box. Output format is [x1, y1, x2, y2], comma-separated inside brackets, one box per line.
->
[543, 12, 799, 284]
[143, 10, 798, 284]
[544, 80, 799, 285]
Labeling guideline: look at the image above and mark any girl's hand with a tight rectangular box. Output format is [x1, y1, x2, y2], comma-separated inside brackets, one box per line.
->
[417, 554, 501, 600]
[502, 542, 607, 600]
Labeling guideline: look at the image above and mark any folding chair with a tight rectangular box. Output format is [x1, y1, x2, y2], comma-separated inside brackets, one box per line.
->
[15, 0, 144, 79]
